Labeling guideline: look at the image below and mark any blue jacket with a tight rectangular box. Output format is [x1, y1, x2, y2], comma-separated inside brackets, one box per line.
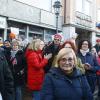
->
[77, 52, 99, 93]
[41, 67, 93, 100]
[78, 52, 99, 73]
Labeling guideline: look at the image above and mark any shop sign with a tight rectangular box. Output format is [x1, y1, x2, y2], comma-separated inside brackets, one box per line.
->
[75, 12, 92, 28]
[0, 16, 6, 28]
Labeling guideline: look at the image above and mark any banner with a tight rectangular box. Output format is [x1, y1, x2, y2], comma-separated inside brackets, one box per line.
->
[11, 27, 19, 35]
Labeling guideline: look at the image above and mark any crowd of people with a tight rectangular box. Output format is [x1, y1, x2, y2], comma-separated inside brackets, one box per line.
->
[0, 34, 100, 100]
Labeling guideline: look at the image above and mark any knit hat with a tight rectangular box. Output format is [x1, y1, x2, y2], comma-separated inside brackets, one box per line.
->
[96, 39, 100, 42]
[54, 34, 62, 40]
[9, 33, 16, 39]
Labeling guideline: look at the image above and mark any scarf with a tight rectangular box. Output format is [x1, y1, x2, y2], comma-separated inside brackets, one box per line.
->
[80, 49, 89, 56]
[11, 50, 18, 58]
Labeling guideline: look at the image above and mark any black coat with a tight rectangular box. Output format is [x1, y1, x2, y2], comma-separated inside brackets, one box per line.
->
[1, 46, 12, 66]
[10, 50, 27, 86]
[43, 42, 60, 73]
[0, 50, 14, 100]
[94, 44, 100, 53]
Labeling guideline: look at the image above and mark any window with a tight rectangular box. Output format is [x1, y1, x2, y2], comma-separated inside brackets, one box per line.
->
[76, 0, 91, 16]
[84, 0, 90, 15]
[97, 9, 100, 21]
[88, 0, 92, 2]
[76, 0, 82, 12]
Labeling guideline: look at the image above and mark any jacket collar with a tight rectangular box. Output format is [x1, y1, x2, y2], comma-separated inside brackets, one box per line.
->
[79, 51, 91, 57]
[49, 67, 83, 80]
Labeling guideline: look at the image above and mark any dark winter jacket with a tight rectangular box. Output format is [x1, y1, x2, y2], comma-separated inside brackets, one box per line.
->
[77, 52, 98, 93]
[94, 44, 100, 53]
[41, 67, 93, 100]
[77, 52, 98, 74]
[43, 42, 60, 73]
[1, 46, 12, 66]
[0, 50, 14, 100]
[10, 50, 26, 86]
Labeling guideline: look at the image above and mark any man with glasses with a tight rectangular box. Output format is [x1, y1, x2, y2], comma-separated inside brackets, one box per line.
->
[43, 34, 62, 73]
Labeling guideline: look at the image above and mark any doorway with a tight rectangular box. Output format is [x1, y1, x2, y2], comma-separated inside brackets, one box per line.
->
[75, 28, 91, 45]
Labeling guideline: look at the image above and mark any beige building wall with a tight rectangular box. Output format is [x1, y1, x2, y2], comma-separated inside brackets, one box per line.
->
[96, 0, 100, 33]
[96, 0, 100, 22]
[61, 0, 75, 24]
[61, 0, 76, 40]
[96, 0, 100, 21]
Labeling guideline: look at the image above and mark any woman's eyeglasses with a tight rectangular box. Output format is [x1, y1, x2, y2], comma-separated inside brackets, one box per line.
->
[60, 57, 73, 62]
[82, 43, 88, 45]
[13, 45, 18, 46]
[54, 39, 60, 41]
[64, 46, 72, 48]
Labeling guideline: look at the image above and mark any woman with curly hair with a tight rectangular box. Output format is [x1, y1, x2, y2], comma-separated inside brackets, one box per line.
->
[77, 39, 98, 94]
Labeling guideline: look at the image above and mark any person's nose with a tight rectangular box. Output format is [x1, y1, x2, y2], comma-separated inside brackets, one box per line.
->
[65, 60, 69, 64]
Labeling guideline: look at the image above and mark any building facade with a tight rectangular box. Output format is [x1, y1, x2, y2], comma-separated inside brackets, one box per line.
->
[1, 0, 99, 45]
[61, 0, 98, 45]
[0, 0, 62, 42]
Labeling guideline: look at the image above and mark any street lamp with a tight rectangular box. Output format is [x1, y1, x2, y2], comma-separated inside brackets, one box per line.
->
[53, 0, 62, 33]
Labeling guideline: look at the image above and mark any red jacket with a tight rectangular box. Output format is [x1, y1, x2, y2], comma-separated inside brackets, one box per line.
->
[25, 49, 48, 90]
[96, 57, 100, 75]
